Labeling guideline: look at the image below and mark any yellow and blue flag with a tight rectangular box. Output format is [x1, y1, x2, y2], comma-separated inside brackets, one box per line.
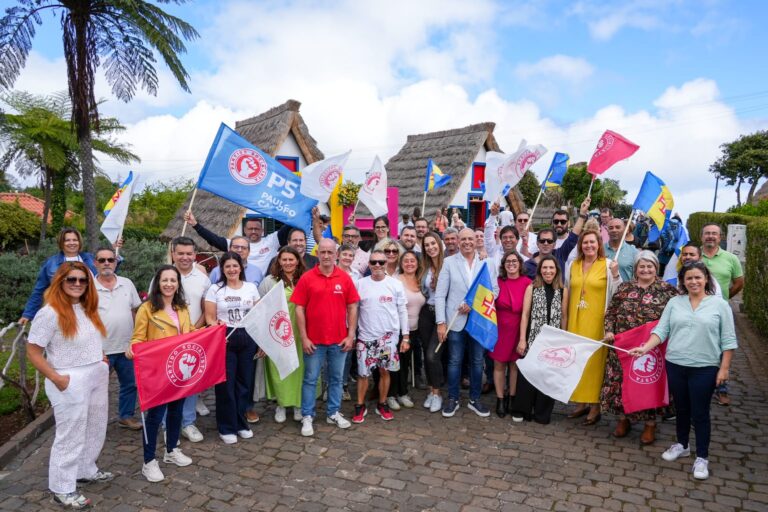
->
[464, 262, 498, 351]
[424, 159, 451, 192]
[541, 152, 569, 190]
[633, 171, 674, 231]
[103, 171, 134, 216]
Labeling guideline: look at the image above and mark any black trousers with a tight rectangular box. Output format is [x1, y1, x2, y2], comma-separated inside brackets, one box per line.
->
[513, 371, 555, 424]
[418, 306, 446, 388]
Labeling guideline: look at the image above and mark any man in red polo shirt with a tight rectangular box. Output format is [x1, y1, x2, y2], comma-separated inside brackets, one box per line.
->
[292, 238, 360, 436]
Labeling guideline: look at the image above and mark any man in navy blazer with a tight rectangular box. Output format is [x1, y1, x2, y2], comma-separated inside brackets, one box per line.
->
[435, 228, 499, 418]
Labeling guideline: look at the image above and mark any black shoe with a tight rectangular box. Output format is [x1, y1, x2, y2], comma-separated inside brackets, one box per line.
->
[504, 395, 512, 416]
[495, 397, 506, 418]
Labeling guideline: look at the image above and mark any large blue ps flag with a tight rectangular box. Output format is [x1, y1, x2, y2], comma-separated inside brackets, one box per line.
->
[197, 124, 317, 232]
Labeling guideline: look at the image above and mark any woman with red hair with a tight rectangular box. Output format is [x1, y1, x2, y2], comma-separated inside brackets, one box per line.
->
[27, 262, 111, 509]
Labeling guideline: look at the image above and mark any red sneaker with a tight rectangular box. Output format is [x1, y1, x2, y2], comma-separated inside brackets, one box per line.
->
[375, 402, 394, 421]
[352, 404, 367, 424]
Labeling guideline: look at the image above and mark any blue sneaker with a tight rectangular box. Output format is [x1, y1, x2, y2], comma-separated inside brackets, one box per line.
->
[442, 398, 459, 417]
[468, 400, 490, 417]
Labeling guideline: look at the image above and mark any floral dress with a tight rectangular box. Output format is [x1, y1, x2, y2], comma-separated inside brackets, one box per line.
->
[600, 280, 679, 420]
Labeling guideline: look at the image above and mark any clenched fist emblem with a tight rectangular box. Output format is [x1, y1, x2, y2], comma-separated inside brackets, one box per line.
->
[179, 354, 197, 380]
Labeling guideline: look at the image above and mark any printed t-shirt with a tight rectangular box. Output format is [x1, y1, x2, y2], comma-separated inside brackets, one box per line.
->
[357, 276, 409, 341]
[205, 281, 260, 327]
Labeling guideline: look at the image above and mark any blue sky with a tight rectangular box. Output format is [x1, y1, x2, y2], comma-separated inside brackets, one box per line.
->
[8, 0, 768, 215]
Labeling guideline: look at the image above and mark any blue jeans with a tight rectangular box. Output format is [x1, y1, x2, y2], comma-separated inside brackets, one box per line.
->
[302, 344, 346, 417]
[215, 328, 258, 435]
[143, 399, 184, 463]
[447, 329, 484, 401]
[108, 353, 137, 420]
[666, 361, 718, 459]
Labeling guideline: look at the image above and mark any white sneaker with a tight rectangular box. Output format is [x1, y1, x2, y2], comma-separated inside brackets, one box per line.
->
[181, 424, 203, 443]
[693, 457, 709, 480]
[195, 397, 210, 416]
[398, 395, 415, 408]
[275, 406, 287, 423]
[301, 416, 314, 437]
[423, 394, 434, 409]
[293, 408, 304, 422]
[662, 443, 691, 462]
[429, 394, 443, 413]
[237, 429, 253, 439]
[142, 459, 164, 482]
[163, 448, 192, 467]
[52, 491, 91, 509]
[386, 396, 401, 411]
[219, 433, 237, 444]
[326, 412, 351, 429]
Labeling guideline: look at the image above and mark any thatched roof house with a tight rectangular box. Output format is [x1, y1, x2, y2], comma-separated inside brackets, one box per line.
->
[385, 122, 525, 228]
[161, 100, 324, 251]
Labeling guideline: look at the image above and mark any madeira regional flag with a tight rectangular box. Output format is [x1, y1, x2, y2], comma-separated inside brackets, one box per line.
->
[633, 171, 674, 231]
[464, 262, 498, 351]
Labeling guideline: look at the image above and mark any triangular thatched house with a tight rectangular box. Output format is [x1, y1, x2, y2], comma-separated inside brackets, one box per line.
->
[162, 100, 324, 251]
[385, 122, 525, 229]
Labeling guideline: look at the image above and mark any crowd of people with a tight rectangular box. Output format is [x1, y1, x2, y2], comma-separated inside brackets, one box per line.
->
[20, 202, 741, 508]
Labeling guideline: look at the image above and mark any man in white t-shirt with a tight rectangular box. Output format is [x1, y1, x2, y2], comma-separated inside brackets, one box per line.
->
[95, 247, 142, 430]
[185, 211, 282, 277]
[166, 237, 212, 443]
[351, 250, 409, 424]
[498, 206, 515, 227]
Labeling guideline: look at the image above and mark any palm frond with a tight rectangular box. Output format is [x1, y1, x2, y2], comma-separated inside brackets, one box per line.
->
[0, 4, 44, 89]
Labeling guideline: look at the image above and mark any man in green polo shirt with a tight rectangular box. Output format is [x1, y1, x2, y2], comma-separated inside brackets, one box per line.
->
[700, 223, 744, 406]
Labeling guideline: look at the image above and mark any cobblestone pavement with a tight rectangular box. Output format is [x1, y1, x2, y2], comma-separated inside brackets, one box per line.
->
[1, 308, 767, 511]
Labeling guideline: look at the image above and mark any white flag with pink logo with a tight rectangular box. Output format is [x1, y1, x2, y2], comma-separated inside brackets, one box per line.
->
[241, 281, 300, 380]
[299, 150, 351, 202]
[357, 155, 388, 217]
[517, 325, 602, 403]
[482, 141, 547, 202]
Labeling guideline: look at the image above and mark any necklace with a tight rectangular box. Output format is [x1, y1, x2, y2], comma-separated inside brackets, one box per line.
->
[577, 259, 597, 310]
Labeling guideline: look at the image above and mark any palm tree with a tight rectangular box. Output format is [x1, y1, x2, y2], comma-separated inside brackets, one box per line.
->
[0, 1, 198, 250]
[1, 90, 139, 238]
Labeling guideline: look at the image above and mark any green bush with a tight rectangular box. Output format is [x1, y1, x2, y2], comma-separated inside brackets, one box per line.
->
[0, 240, 58, 324]
[0, 201, 41, 249]
[744, 218, 768, 334]
[727, 199, 768, 217]
[686, 212, 756, 246]
[115, 238, 171, 295]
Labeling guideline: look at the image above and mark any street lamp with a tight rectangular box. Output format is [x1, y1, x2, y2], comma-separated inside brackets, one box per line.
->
[712, 173, 719, 212]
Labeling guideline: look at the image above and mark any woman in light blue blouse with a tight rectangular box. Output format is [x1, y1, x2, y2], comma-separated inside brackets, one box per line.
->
[630, 262, 737, 481]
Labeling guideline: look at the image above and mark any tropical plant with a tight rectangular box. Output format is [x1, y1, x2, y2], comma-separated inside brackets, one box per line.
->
[0, 91, 139, 237]
[337, 180, 361, 207]
[0, 0, 198, 250]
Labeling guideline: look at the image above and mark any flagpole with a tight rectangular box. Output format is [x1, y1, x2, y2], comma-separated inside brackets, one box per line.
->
[435, 309, 460, 353]
[525, 187, 545, 231]
[421, 191, 427, 217]
[613, 209, 636, 258]
[588, 337, 632, 354]
[181, 187, 199, 236]
[351, 197, 361, 217]
[586, 175, 596, 198]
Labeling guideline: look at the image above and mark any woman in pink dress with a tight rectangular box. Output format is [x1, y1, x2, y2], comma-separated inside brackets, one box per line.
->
[490, 251, 531, 418]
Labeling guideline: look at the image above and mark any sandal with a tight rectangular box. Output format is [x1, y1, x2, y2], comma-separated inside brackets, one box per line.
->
[582, 413, 601, 426]
[567, 406, 589, 419]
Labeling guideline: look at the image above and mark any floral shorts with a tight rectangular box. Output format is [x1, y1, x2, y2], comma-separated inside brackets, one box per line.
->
[356, 332, 400, 377]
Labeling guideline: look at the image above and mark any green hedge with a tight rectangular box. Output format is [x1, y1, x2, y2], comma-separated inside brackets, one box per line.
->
[0, 201, 41, 249]
[686, 212, 756, 246]
[744, 218, 768, 334]
[687, 211, 768, 334]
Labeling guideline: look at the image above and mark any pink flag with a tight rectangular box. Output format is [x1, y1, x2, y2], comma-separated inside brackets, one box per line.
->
[614, 320, 668, 414]
[587, 130, 639, 176]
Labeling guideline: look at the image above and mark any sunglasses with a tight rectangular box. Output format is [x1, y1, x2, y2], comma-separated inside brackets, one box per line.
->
[369, 260, 387, 266]
[538, 239, 555, 244]
[96, 257, 116, 263]
[552, 219, 568, 225]
[383, 249, 399, 254]
[65, 276, 88, 285]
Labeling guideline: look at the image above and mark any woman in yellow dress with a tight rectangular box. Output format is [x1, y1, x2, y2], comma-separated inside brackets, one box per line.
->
[565, 229, 621, 425]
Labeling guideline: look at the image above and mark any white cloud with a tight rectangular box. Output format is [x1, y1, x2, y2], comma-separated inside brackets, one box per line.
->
[515, 55, 595, 83]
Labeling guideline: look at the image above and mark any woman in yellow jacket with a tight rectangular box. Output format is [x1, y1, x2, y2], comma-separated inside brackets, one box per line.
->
[128, 264, 195, 483]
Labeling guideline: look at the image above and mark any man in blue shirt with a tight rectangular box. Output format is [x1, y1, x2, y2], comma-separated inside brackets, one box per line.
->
[604, 218, 638, 282]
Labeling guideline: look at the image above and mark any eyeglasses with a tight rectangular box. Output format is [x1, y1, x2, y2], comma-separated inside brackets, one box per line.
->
[505, 260, 520, 266]
[375, 225, 388, 230]
[384, 249, 399, 254]
[65, 277, 88, 285]
[96, 257, 116, 263]
[369, 260, 387, 266]
[552, 219, 568, 225]
[342, 233, 360, 238]
[538, 239, 555, 244]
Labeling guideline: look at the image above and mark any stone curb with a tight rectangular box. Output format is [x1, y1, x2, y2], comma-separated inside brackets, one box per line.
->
[0, 407, 53, 469]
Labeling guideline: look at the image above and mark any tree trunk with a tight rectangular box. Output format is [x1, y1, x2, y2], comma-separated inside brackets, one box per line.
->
[51, 168, 68, 234]
[40, 170, 52, 242]
[78, 135, 99, 251]
[735, 177, 743, 207]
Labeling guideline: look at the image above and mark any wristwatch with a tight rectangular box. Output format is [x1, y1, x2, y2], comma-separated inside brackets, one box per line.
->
[579, 213, 588, 220]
